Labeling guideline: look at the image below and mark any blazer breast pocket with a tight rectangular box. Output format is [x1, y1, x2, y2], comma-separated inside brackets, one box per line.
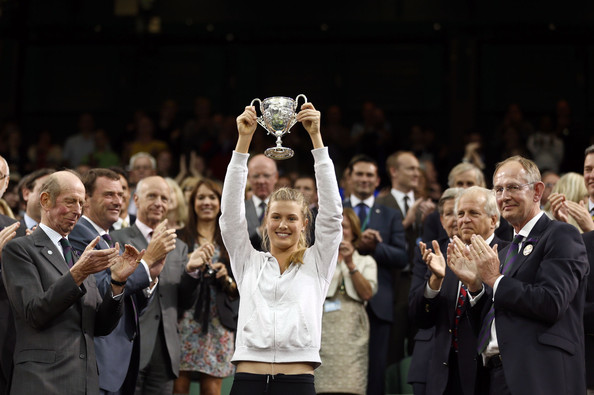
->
[538, 332, 576, 355]
[14, 349, 56, 364]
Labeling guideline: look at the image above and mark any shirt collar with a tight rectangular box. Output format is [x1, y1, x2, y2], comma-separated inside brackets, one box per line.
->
[81, 215, 108, 236]
[515, 210, 545, 239]
[135, 219, 154, 242]
[390, 188, 414, 211]
[589, 198, 594, 212]
[38, 223, 67, 252]
[350, 194, 375, 208]
[252, 195, 269, 207]
[24, 213, 38, 230]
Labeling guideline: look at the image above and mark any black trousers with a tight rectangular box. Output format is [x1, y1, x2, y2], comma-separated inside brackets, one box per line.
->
[230, 372, 315, 395]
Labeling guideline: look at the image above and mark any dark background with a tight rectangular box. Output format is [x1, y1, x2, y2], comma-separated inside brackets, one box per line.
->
[1, 0, 593, 184]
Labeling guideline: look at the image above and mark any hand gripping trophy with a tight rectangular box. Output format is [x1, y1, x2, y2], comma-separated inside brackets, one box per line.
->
[249, 94, 308, 160]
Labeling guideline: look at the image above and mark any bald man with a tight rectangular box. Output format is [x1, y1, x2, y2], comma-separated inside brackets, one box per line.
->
[111, 176, 198, 394]
[245, 154, 278, 250]
[2, 170, 143, 394]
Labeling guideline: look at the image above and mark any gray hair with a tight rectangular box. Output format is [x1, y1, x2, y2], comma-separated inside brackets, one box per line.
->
[128, 152, 156, 171]
[447, 162, 485, 188]
[438, 187, 463, 215]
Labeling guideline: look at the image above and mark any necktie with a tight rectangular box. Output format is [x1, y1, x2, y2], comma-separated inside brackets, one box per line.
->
[59, 238, 75, 268]
[452, 283, 468, 351]
[121, 219, 129, 229]
[403, 195, 410, 216]
[258, 202, 267, 223]
[356, 203, 368, 230]
[591, 207, 594, 222]
[476, 234, 524, 353]
[102, 233, 114, 248]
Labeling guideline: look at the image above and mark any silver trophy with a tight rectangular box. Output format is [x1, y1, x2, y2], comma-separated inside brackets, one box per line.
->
[250, 94, 308, 160]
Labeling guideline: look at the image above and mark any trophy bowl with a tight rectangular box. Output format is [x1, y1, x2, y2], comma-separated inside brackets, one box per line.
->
[250, 94, 308, 160]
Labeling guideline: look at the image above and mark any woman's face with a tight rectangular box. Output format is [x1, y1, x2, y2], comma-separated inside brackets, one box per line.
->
[341, 216, 354, 242]
[266, 200, 306, 252]
[193, 184, 220, 221]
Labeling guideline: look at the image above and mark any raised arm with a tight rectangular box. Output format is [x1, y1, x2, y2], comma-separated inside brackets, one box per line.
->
[297, 102, 323, 149]
[235, 106, 258, 153]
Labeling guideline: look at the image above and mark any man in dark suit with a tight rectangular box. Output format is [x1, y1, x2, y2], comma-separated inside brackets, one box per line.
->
[69, 168, 164, 395]
[0, 154, 21, 395]
[1, 170, 143, 394]
[583, 230, 594, 394]
[377, 150, 436, 363]
[407, 187, 461, 394]
[16, 168, 54, 236]
[342, 154, 407, 395]
[294, 174, 318, 244]
[245, 154, 278, 250]
[111, 175, 198, 394]
[410, 186, 507, 395]
[449, 156, 589, 394]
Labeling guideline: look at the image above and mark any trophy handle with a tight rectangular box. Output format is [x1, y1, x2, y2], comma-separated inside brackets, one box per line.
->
[249, 98, 268, 133]
[250, 98, 262, 112]
[294, 94, 308, 111]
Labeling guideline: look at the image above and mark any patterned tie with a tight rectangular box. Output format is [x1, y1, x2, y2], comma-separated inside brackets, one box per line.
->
[258, 201, 267, 223]
[452, 283, 468, 351]
[476, 234, 524, 353]
[356, 203, 368, 230]
[590, 207, 594, 222]
[102, 233, 114, 248]
[59, 238, 75, 268]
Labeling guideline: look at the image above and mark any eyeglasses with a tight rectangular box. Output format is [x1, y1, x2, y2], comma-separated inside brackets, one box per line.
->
[493, 182, 534, 197]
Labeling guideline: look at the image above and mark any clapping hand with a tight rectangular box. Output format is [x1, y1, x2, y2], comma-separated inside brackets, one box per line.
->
[419, 240, 445, 290]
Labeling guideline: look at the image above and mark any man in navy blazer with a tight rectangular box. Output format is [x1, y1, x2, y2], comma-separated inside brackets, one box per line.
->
[343, 154, 407, 395]
[2, 170, 143, 394]
[449, 156, 589, 394]
[408, 187, 461, 394]
[69, 168, 163, 395]
[411, 186, 508, 395]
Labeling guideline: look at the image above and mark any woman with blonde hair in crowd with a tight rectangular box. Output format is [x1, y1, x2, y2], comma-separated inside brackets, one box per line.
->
[315, 207, 378, 395]
[547, 172, 594, 233]
[165, 177, 188, 229]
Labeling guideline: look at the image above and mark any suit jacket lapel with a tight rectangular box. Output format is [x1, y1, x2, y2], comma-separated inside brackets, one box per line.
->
[78, 217, 110, 250]
[32, 228, 70, 274]
[507, 215, 549, 278]
[129, 225, 149, 250]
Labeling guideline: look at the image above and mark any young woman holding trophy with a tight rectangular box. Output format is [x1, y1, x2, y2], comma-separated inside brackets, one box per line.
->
[220, 101, 343, 394]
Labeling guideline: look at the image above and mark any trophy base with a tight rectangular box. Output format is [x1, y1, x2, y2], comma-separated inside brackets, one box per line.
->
[264, 147, 294, 160]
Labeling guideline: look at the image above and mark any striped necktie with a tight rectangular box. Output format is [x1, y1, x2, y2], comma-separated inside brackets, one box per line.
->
[476, 234, 524, 353]
[59, 238, 75, 268]
[102, 233, 114, 248]
[356, 203, 368, 230]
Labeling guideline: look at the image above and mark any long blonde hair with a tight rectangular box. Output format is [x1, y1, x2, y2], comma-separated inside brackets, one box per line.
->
[261, 187, 312, 265]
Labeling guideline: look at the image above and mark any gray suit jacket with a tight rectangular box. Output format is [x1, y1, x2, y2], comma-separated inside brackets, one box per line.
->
[1, 227, 123, 395]
[245, 199, 263, 250]
[111, 224, 198, 376]
[0, 215, 18, 394]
